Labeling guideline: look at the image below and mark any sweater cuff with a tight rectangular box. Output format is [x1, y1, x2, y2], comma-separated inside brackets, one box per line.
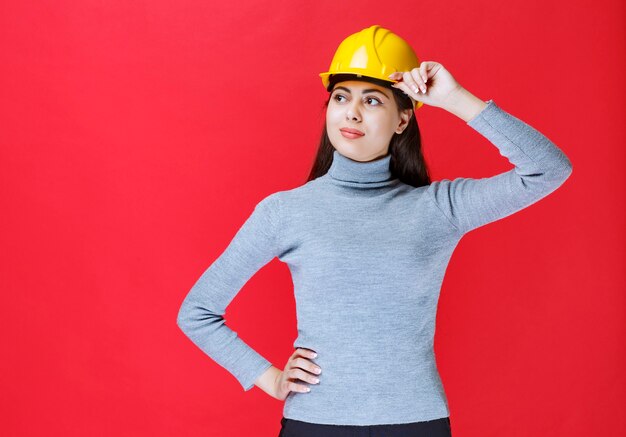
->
[466, 99, 496, 126]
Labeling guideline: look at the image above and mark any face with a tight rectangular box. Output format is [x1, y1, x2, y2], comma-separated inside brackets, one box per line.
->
[326, 80, 413, 162]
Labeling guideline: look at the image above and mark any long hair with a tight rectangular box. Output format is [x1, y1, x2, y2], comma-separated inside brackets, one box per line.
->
[306, 73, 431, 188]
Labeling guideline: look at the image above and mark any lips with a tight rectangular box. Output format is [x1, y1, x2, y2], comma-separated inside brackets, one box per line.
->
[340, 128, 364, 136]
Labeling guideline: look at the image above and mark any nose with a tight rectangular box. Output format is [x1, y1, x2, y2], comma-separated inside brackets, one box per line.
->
[346, 100, 362, 122]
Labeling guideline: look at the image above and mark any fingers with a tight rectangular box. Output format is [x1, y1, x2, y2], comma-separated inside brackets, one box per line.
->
[287, 380, 311, 393]
[293, 356, 322, 375]
[388, 71, 427, 100]
[285, 348, 321, 394]
[301, 348, 317, 358]
[419, 63, 428, 83]
[390, 80, 422, 102]
[288, 353, 321, 376]
[288, 367, 320, 386]
[405, 68, 427, 94]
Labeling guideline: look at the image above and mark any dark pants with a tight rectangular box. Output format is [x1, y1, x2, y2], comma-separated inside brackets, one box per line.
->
[278, 416, 452, 437]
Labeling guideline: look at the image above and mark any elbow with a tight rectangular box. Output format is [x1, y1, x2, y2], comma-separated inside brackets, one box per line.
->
[558, 148, 573, 178]
[176, 296, 224, 336]
[558, 156, 573, 183]
[176, 299, 193, 334]
[544, 153, 573, 187]
[176, 309, 188, 334]
[519, 161, 572, 195]
[541, 145, 573, 185]
[565, 158, 574, 179]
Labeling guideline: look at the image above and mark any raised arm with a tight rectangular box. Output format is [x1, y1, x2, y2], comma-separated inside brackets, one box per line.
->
[427, 90, 573, 235]
[176, 193, 282, 391]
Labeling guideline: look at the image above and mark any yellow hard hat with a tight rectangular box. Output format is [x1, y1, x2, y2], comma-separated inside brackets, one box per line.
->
[319, 25, 424, 110]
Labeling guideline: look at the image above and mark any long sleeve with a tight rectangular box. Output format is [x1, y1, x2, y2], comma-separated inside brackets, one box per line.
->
[427, 99, 573, 235]
[176, 192, 282, 391]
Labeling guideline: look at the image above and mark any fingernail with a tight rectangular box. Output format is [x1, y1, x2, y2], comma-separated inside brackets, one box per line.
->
[312, 352, 317, 358]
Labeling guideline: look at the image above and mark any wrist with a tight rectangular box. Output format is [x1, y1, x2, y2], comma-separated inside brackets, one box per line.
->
[254, 365, 281, 398]
[442, 87, 487, 123]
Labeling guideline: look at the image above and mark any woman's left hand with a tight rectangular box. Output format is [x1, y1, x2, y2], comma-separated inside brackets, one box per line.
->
[388, 61, 464, 109]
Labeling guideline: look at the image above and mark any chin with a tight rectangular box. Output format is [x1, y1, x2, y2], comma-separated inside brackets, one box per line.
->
[343, 147, 388, 162]
[334, 146, 360, 160]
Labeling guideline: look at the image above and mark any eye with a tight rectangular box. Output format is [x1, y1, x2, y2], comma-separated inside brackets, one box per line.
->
[366, 97, 382, 106]
[332, 94, 382, 106]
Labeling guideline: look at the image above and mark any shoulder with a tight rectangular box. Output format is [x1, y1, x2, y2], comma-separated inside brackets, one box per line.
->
[261, 178, 320, 205]
[253, 179, 318, 219]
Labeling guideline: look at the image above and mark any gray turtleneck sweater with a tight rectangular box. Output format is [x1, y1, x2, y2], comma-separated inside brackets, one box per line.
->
[176, 99, 573, 426]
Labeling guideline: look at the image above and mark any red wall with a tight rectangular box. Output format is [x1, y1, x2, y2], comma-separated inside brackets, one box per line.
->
[1, 1, 624, 436]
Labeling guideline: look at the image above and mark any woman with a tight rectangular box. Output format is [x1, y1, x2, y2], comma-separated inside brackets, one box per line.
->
[177, 25, 573, 437]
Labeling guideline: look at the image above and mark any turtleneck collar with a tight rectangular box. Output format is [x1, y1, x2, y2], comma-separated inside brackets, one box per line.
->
[327, 150, 395, 186]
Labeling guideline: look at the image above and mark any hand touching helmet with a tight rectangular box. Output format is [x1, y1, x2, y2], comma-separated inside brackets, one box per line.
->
[388, 61, 464, 109]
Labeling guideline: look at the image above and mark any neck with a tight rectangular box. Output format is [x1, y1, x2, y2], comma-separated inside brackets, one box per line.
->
[326, 150, 396, 187]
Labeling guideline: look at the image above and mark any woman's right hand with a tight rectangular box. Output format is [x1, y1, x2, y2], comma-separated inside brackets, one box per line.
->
[388, 61, 464, 109]
[273, 348, 322, 401]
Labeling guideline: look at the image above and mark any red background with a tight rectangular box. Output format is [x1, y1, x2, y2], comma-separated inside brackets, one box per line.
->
[1, 1, 624, 436]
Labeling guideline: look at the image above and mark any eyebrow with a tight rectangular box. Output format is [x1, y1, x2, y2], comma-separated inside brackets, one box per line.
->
[332, 86, 390, 99]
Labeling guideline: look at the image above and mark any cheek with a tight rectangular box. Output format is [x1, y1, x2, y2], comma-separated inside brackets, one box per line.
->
[326, 107, 341, 123]
[363, 115, 387, 135]
[370, 115, 397, 136]
[326, 112, 338, 135]
[326, 113, 345, 136]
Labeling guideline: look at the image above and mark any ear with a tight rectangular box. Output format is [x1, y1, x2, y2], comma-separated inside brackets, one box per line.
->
[396, 108, 413, 134]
